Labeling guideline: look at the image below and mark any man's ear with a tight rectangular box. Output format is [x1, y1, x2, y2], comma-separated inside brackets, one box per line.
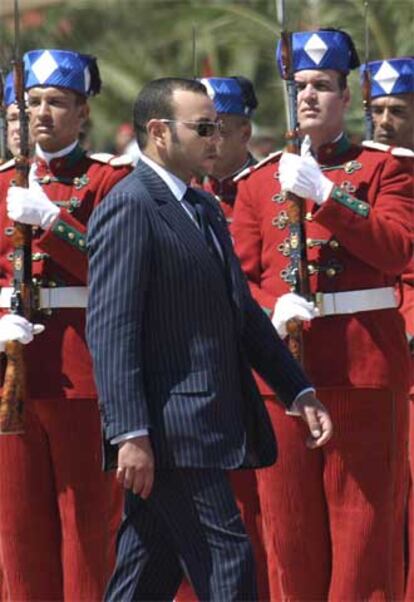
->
[342, 86, 351, 110]
[78, 102, 90, 127]
[241, 121, 252, 144]
[147, 119, 168, 148]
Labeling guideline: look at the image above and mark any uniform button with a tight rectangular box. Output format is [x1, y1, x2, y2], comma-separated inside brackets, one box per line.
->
[326, 268, 337, 278]
[329, 239, 340, 249]
[68, 232, 75, 240]
[48, 281, 57, 287]
[307, 264, 316, 275]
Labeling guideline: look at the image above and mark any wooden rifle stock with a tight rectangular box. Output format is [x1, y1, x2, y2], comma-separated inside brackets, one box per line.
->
[0, 53, 32, 435]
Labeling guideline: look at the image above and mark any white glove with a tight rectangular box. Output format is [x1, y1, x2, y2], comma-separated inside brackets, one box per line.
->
[0, 314, 45, 353]
[279, 135, 334, 205]
[272, 292, 319, 338]
[7, 182, 60, 230]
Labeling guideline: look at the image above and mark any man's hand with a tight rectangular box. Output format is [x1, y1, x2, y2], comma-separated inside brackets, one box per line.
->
[272, 292, 319, 338]
[293, 391, 333, 449]
[116, 435, 154, 498]
[279, 135, 334, 205]
[7, 182, 60, 230]
[0, 314, 45, 353]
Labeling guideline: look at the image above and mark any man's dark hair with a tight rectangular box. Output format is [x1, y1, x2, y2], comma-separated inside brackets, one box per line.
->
[231, 76, 258, 115]
[337, 73, 348, 92]
[133, 78, 208, 149]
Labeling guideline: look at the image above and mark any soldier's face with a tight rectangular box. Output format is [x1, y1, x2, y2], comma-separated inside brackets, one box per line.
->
[372, 94, 414, 150]
[6, 104, 21, 157]
[27, 87, 89, 152]
[295, 69, 350, 143]
[211, 114, 251, 175]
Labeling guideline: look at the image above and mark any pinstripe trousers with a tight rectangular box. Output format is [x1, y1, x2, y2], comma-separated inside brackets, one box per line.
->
[105, 468, 257, 602]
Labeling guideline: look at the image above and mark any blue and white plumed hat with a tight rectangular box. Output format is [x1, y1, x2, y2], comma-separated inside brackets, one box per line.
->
[4, 72, 16, 107]
[360, 57, 414, 98]
[23, 49, 101, 96]
[276, 28, 360, 75]
[199, 76, 258, 117]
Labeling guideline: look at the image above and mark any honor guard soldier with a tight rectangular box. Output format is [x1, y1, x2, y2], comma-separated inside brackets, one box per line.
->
[0, 49, 131, 601]
[0, 69, 17, 602]
[177, 75, 271, 602]
[196, 76, 258, 225]
[362, 56, 414, 600]
[232, 29, 413, 601]
[364, 56, 414, 150]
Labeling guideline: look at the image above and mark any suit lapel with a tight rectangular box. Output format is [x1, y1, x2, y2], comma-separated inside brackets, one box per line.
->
[202, 197, 243, 312]
[135, 161, 228, 285]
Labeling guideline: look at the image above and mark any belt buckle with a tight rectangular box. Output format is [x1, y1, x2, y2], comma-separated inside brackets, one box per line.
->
[32, 280, 42, 312]
[314, 292, 325, 317]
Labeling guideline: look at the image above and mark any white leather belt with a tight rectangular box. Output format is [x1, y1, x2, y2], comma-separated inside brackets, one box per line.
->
[315, 286, 397, 317]
[0, 286, 88, 309]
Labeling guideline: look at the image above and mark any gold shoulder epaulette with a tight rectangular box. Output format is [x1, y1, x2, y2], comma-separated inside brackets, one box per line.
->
[89, 153, 133, 167]
[233, 150, 282, 182]
[362, 140, 414, 157]
[0, 158, 16, 172]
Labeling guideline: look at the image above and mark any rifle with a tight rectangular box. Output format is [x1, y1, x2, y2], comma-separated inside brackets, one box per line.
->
[278, 0, 310, 364]
[361, 1, 374, 140]
[0, 0, 32, 434]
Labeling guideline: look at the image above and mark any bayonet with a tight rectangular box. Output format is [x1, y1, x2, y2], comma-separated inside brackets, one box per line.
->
[362, 1, 374, 140]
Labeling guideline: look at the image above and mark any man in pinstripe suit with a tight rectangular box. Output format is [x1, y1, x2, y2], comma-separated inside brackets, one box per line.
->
[86, 77, 333, 602]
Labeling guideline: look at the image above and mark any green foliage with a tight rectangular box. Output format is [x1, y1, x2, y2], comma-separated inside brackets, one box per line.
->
[1, 0, 412, 149]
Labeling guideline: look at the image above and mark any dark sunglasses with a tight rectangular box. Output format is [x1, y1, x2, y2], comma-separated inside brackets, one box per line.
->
[159, 119, 223, 138]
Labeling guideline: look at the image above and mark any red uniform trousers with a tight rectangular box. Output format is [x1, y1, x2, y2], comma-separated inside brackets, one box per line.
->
[0, 397, 122, 601]
[257, 389, 408, 602]
[405, 393, 414, 601]
[176, 470, 271, 601]
[401, 266, 414, 600]
[0, 560, 6, 601]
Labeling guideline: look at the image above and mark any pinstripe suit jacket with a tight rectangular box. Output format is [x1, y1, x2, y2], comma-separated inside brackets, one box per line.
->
[86, 160, 312, 470]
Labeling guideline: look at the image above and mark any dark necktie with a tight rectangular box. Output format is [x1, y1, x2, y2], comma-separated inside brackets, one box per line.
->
[183, 188, 224, 268]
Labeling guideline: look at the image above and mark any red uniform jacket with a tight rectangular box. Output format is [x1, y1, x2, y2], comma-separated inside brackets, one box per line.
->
[0, 146, 131, 399]
[200, 153, 257, 224]
[232, 137, 413, 394]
